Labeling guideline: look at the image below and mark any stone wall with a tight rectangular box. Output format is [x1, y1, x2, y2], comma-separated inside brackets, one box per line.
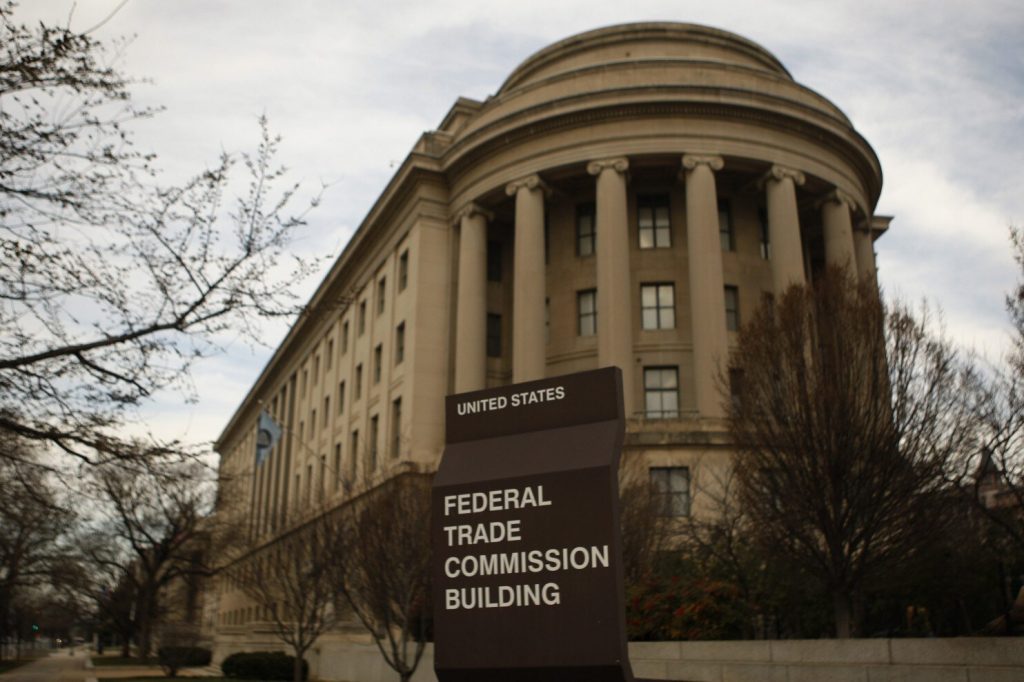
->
[214, 635, 1024, 682]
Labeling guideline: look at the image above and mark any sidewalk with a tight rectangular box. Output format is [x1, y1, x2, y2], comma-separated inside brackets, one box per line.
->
[0, 648, 90, 682]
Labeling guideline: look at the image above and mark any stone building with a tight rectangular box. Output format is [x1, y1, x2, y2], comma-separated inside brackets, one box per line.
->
[212, 22, 887, 674]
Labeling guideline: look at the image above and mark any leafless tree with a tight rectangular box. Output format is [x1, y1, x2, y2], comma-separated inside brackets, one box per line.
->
[0, 434, 74, 660]
[727, 269, 981, 637]
[0, 2, 324, 468]
[333, 472, 431, 682]
[235, 511, 342, 682]
[618, 455, 672, 587]
[83, 457, 217, 657]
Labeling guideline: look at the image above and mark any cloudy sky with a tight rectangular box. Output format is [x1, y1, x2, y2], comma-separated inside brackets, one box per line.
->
[18, 0, 1024, 449]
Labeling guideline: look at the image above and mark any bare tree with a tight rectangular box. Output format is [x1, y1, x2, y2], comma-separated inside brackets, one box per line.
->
[235, 511, 342, 682]
[83, 457, 216, 657]
[334, 473, 431, 682]
[618, 455, 671, 587]
[0, 435, 74, 660]
[0, 2, 324, 467]
[728, 270, 980, 637]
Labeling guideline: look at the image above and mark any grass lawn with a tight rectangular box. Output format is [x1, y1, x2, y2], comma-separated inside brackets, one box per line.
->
[0, 652, 49, 673]
[91, 656, 161, 666]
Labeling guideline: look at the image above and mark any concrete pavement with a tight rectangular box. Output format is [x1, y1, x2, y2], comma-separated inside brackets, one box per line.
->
[0, 649, 91, 682]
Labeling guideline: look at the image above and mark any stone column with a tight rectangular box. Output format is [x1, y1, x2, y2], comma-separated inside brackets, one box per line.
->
[853, 228, 876, 282]
[821, 189, 857, 273]
[682, 154, 728, 420]
[587, 157, 634, 415]
[506, 175, 548, 383]
[454, 203, 492, 393]
[764, 164, 807, 294]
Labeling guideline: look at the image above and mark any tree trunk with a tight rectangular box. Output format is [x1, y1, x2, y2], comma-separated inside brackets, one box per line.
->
[293, 651, 304, 682]
[121, 636, 131, 657]
[833, 591, 853, 638]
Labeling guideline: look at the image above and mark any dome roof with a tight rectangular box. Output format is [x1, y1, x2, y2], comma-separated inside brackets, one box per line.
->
[498, 22, 791, 94]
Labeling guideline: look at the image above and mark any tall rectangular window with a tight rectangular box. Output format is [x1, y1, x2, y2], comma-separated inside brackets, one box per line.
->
[358, 300, 367, 336]
[350, 430, 359, 480]
[305, 464, 313, 503]
[391, 398, 402, 458]
[326, 339, 334, 370]
[487, 313, 502, 357]
[487, 241, 502, 282]
[719, 199, 734, 251]
[333, 443, 342, 490]
[373, 344, 382, 384]
[341, 321, 349, 354]
[311, 409, 317, 435]
[650, 466, 691, 516]
[323, 396, 330, 427]
[354, 364, 362, 399]
[638, 195, 671, 249]
[369, 415, 379, 471]
[576, 202, 596, 256]
[318, 455, 326, 501]
[313, 354, 320, 383]
[724, 285, 740, 331]
[577, 289, 597, 337]
[644, 366, 679, 419]
[758, 207, 770, 259]
[395, 322, 405, 365]
[377, 277, 386, 315]
[338, 381, 345, 414]
[398, 250, 409, 291]
[640, 283, 675, 330]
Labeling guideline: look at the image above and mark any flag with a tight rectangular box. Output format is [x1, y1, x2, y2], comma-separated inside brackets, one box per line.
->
[255, 411, 282, 466]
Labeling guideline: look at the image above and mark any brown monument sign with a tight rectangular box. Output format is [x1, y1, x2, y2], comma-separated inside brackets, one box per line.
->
[432, 367, 634, 682]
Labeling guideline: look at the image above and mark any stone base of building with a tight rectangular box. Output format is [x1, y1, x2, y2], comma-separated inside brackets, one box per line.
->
[213, 634, 1024, 682]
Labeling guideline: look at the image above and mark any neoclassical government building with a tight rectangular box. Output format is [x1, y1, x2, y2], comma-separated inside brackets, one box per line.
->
[212, 22, 887, 674]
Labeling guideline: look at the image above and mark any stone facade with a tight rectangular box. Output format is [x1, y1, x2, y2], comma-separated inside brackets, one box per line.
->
[212, 21, 888, 662]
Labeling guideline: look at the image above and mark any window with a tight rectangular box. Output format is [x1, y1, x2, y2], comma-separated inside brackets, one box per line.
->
[323, 397, 329, 427]
[487, 313, 502, 357]
[299, 420, 305, 444]
[576, 202, 596, 256]
[724, 285, 740, 331]
[487, 241, 502, 282]
[377, 277, 386, 315]
[333, 443, 342, 490]
[302, 367, 308, 396]
[641, 283, 675, 330]
[350, 430, 359, 479]
[644, 367, 679, 419]
[650, 467, 690, 516]
[373, 344, 383, 384]
[358, 300, 366, 336]
[341, 321, 349, 354]
[577, 289, 597, 337]
[311, 409, 317, 434]
[369, 415, 379, 471]
[337, 381, 345, 414]
[638, 195, 671, 249]
[313, 354, 320, 383]
[319, 455, 326, 501]
[718, 199, 734, 251]
[399, 250, 409, 291]
[305, 463, 313, 503]
[391, 398, 402, 458]
[758, 207, 770, 259]
[326, 339, 333, 370]
[729, 368, 744, 407]
[395, 322, 405, 365]
[354, 364, 362, 399]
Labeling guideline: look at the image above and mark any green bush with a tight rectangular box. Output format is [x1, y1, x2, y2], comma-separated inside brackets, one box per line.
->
[158, 646, 212, 677]
[221, 651, 307, 680]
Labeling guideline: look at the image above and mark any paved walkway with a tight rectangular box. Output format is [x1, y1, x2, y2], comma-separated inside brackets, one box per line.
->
[0, 649, 90, 682]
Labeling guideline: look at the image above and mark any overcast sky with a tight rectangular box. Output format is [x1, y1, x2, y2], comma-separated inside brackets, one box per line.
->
[18, 0, 1024, 450]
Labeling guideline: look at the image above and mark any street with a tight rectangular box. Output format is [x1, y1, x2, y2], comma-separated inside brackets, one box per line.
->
[0, 649, 90, 682]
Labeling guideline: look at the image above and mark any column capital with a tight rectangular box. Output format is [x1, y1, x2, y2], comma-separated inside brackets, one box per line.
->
[451, 202, 493, 226]
[587, 157, 630, 176]
[817, 188, 856, 211]
[505, 174, 551, 197]
[762, 164, 806, 187]
[682, 154, 724, 172]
